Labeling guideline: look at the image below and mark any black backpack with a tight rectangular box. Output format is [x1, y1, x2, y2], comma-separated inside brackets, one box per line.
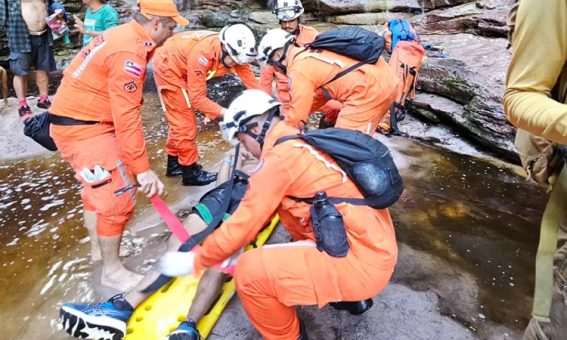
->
[275, 128, 403, 209]
[307, 26, 385, 64]
[299, 26, 386, 98]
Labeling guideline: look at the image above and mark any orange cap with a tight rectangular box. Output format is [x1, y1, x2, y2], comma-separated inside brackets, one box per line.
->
[139, 0, 189, 26]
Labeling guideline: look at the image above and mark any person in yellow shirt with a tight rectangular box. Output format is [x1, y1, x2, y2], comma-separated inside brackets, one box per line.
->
[504, 0, 567, 338]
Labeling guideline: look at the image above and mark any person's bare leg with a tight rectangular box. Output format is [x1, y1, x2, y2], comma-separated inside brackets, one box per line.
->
[99, 234, 143, 292]
[125, 214, 208, 307]
[84, 210, 101, 262]
[13, 75, 28, 101]
[186, 269, 227, 321]
[35, 70, 49, 97]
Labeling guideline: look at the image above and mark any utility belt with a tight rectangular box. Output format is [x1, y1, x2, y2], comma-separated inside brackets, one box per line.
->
[23, 112, 100, 152]
[49, 113, 99, 126]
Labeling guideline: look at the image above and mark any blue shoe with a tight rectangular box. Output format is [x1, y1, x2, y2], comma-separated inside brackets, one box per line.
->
[168, 319, 200, 340]
[59, 294, 133, 340]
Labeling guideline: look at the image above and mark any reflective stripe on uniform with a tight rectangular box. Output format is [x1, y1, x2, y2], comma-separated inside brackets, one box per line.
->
[116, 160, 136, 205]
[72, 41, 107, 78]
[263, 240, 316, 249]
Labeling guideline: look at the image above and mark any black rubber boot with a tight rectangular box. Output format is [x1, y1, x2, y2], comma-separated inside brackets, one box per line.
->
[166, 155, 183, 177]
[330, 298, 374, 316]
[298, 320, 309, 340]
[181, 163, 217, 186]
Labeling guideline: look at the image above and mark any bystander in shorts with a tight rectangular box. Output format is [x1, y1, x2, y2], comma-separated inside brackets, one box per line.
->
[9, 32, 56, 76]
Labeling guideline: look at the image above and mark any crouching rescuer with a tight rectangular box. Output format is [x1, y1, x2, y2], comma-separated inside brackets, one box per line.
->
[159, 89, 401, 339]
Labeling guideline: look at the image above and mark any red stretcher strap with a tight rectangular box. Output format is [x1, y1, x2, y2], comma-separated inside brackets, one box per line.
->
[149, 195, 235, 275]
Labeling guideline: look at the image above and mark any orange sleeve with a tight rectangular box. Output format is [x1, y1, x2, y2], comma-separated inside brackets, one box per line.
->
[285, 69, 317, 128]
[196, 153, 293, 267]
[186, 52, 223, 120]
[106, 52, 150, 174]
[235, 64, 262, 90]
[260, 66, 275, 95]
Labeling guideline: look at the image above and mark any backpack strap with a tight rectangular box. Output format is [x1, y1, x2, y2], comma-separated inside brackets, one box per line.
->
[320, 61, 366, 100]
[292, 47, 309, 61]
[288, 195, 368, 207]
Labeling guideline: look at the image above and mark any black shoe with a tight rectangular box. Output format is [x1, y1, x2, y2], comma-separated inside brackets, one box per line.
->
[298, 320, 309, 340]
[18, 105, 32, 118]
[318, 115, 334, 129]
[166, 155, 183, 177]
[181, 163, 217, 186]
[37, 97, 51, 109]
[330, 298, 374, 316]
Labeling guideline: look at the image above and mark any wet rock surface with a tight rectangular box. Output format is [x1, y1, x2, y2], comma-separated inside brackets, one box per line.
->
[302, 0, 421, 15]
[418, 0, 476, 10]
[415, 33, 515, 161]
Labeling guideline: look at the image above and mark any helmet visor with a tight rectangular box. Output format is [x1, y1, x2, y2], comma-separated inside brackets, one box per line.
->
[276, 8, 298, 21]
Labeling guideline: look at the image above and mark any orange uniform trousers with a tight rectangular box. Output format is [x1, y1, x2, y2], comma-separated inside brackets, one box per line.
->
[53, 132, 137, 237]
[234, 241, 393, 339]
[154, 71, 200, 166]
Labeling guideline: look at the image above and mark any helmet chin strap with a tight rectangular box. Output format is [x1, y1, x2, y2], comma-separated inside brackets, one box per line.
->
[221, 47, 231, 68]
[241, 107, 280, 149]
[272, 41, 293, 75]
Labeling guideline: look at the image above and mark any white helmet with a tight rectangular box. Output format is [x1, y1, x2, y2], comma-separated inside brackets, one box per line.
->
[273, 0, 304, 21]
[220, 90, 281, 145]
[219, 24, 258, 65]
[257, 29, 295, 66]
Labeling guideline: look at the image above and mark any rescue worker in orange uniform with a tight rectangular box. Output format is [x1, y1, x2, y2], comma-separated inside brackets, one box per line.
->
[260, 0, 343, 123]
[48, 0, 188, 292]
[154, 24, 261, 186]
[258, 29, 399, 135]
[159, 89, 398, 339]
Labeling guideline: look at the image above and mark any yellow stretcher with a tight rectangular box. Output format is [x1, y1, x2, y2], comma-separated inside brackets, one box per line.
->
[124, 215, 279, 339]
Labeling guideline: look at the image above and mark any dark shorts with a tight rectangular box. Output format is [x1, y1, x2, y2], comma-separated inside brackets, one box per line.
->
[9, 33, 56, 76]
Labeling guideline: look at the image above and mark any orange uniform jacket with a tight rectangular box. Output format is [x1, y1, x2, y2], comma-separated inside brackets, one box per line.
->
[196, 122, 398, 305]
[284, 46, 398, 129]
[260, 25, 318, 109]
[50, 21, 156, 174]
[153, 31, 261, 120]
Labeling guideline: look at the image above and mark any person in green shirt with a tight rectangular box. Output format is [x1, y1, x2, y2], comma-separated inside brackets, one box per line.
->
[73, 0, 119, 46]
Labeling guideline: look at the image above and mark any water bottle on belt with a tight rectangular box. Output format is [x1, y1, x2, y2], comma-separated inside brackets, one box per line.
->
[310, 192, 349, 257]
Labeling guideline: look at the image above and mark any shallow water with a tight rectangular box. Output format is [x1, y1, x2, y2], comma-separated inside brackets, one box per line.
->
[0, 90, 545, 339]
[388, 139, 544, 331]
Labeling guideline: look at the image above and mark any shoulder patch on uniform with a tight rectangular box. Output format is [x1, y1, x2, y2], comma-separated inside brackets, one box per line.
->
[199, 56, 209, 66]
[124, 81, 138, 93]
[124, 60, 143, 78]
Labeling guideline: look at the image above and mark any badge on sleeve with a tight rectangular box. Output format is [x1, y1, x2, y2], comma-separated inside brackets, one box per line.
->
[124, 60, 143, 78]
[199, 56, 209, 66]
[124, 81, 138, 93]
